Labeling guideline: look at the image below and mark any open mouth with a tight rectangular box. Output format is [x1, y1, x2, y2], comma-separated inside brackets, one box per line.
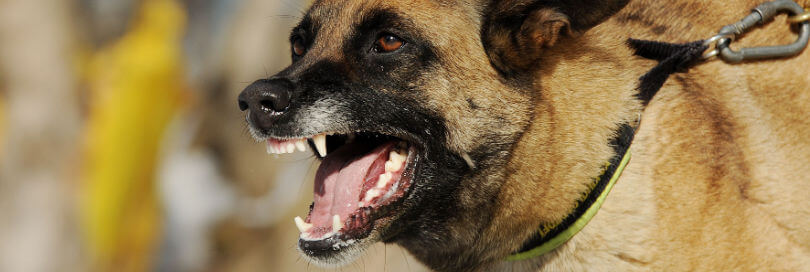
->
[265, 132, 416, 255]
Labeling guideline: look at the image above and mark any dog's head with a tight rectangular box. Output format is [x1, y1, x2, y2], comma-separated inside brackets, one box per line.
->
[238, 0, 631, 270]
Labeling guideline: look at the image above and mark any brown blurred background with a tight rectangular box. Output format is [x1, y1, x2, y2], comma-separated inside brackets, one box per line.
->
[0, 0, 426, 271]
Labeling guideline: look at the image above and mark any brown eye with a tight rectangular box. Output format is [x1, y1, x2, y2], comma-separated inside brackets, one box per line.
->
[375, 34, 404, 53]
[292, 38, 306, 57]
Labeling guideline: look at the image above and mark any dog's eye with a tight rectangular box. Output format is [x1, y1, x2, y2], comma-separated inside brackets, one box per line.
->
[292, 37, 306, 57]
[373, 34, 404, 53]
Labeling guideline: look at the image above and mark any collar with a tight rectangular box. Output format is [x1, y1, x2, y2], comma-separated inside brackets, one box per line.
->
[506, 124, 635, 261]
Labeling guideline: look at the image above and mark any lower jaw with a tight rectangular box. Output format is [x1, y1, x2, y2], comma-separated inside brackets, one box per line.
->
[298, 145, 417, 255]
[297, 196, 408, 264]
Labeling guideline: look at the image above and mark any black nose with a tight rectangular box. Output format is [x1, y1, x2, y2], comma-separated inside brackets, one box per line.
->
[238, 79, 292, 113]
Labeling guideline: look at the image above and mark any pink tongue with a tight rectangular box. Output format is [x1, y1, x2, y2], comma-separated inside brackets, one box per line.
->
[310, 142, 393, 230]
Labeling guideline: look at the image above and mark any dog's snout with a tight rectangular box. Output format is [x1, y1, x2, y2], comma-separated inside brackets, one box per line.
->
[238, 79, 294, 131]
[238, 79, 292, 113]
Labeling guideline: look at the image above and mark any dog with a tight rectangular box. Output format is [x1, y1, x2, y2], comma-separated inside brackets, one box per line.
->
[237, 0, 810, 270]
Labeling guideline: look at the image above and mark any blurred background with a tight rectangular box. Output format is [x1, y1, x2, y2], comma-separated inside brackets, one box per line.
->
[0, 0, 425, 271]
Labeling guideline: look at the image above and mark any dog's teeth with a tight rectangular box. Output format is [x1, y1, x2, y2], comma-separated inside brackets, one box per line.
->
[386, 152, 406, 171]
[271, 142, 281, 154]
[332, 215, 343, 232]
[286, 143, 295, 153]
[295, 139, 307, 152]
[294, 216, 312, 233]
[377, 172, 392, 188]
[390, 150, 406, 165]
[385, 159, 402, 172]
[313, 134, 327, 157]
[266, 142, 274, 154]
[364, 189, 380, 203]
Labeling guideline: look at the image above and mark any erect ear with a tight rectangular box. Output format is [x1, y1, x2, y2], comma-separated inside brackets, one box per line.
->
[483, 0, 629, 75]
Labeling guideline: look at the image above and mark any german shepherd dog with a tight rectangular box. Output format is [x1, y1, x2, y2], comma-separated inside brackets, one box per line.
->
[237, 0, 810, 270]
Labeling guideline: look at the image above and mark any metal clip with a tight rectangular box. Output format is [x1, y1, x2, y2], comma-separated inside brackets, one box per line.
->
[705, 0, 810, 63]
[788, 8, 810, 23]
[702, 33, 735, 59]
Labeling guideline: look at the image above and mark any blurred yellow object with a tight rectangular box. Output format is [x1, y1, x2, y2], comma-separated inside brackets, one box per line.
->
[81, 0, 187, 270]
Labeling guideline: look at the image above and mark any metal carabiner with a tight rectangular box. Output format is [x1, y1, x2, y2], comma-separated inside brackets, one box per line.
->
[711, 0, 810, 63]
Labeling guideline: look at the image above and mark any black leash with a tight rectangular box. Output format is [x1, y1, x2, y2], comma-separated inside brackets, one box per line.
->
[628, 0, 809, 103]
[626, 39, 707, 105]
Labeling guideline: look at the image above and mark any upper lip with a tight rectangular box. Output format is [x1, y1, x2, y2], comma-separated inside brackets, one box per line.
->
[260, 129, 425, 156]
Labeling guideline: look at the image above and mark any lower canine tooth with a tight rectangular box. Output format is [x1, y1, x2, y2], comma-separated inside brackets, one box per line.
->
[294, 216, 312, 233]
[332, 215, 343, 232]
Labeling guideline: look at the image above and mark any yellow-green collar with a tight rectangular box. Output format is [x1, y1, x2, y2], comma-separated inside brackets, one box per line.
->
[506, 124, 635, 261]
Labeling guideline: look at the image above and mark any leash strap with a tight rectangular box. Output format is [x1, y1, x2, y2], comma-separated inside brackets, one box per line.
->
[626, 39, 708, 106]
[628, 0, 810, 105]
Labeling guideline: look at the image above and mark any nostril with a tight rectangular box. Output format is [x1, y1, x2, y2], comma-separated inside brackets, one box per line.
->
[259, 99, 275, 112]
[238, 99, 249, 111]
[260, 88, 291, 112]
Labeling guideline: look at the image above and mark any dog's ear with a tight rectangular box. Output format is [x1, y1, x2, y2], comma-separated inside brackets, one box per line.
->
[483, 0, 629, 75]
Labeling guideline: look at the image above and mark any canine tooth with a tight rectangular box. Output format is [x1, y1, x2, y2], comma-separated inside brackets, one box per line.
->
[295, 140, 307, 152]
[377, 172, 392, 189]
[332, 215, 343, 231]
[294, 216, 312, 233]
[313, 134, 327, 157]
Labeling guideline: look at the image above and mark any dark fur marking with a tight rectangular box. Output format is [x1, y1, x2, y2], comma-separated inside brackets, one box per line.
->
[616, 11, 670, 35]
[674, 75, 753, 201]
[651, 25, 668, 35]
[467, 98, 480, 109]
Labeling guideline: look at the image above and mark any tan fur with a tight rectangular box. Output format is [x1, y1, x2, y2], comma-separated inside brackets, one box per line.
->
[489, 1, 810, 270]
[286, 0, 810, 270]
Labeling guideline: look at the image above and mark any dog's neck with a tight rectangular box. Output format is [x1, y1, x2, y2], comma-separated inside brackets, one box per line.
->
[508, 123, 635, 260]
[473, 24, 652, 270]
